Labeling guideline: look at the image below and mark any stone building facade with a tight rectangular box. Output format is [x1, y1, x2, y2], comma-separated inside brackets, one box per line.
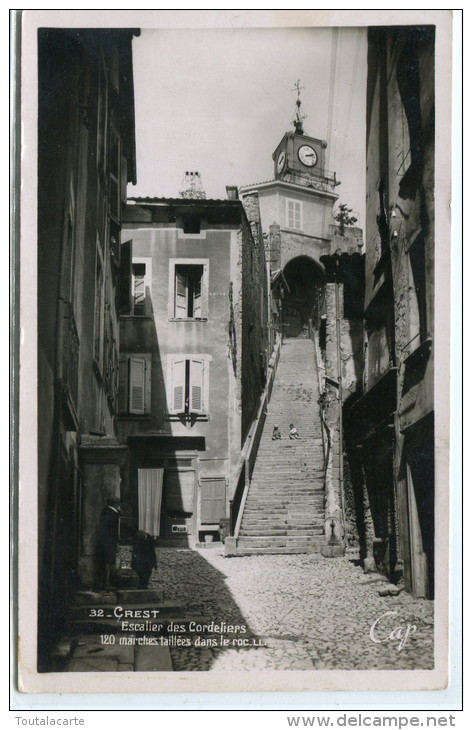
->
[117, 194, 268, 546]
[37, 28, 139, 667]
[344, 26, 435, 597]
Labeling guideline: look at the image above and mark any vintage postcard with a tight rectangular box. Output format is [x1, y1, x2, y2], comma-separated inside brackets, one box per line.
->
[15, 9, 456, 696]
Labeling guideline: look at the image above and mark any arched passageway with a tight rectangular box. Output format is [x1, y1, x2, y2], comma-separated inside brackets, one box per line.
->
[282, 256, 325, 338]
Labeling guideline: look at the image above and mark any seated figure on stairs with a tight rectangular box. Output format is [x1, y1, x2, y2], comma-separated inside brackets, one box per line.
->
[289, 423, 301, 440]
[272, 425, 282, 440]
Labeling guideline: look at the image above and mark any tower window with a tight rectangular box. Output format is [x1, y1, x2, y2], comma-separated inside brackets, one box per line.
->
[286, 200, 302, 230]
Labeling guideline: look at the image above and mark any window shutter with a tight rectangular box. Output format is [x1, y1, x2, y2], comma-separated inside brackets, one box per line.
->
[287, 201, 301, 229]
[175, 269, 188, 317]
[189, 358, 205, 414]
[129, 357, 146, 414]
[120, 154, 127, 204]
[117, 356, 128, 413]
[133, 264, 146, 314]
[170, 358, 186, 414]
[118, 240, 132, 314]
[287, 201, 293, 228]
[200, 479, 226, 524]
[193, 273, 202, 318]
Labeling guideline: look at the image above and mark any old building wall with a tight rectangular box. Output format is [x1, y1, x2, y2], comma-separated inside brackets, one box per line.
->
[119, 223, 234, 463]
[386, 28, 435, 597]
[239, 210, 268, 441]
[344, 26, 435, 596]
[37, 28, 138, 665]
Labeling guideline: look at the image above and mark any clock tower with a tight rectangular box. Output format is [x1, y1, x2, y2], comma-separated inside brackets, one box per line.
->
[239, 81, 341, 338]
[240, 80, 339, 260]
[273, 131, 328, 183]
[273, 80, 329, 184]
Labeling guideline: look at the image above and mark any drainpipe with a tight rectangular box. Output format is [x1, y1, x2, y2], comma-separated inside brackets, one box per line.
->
[334, 272, 346, 534]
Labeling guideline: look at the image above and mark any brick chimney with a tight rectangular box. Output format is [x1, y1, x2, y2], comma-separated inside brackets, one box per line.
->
[226, 185, 239, 200]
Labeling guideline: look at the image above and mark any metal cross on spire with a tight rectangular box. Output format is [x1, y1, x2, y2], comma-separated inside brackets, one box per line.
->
[291, 79, 307, 134]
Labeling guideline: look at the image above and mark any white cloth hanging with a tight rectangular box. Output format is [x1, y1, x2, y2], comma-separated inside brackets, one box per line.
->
[137, 468, 164, 538]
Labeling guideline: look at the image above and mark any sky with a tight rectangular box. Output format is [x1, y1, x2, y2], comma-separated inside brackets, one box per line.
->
[129, 26, 367, 231]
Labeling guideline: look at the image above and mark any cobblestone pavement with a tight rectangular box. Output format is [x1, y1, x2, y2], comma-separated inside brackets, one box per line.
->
[120, 546, 434, 672]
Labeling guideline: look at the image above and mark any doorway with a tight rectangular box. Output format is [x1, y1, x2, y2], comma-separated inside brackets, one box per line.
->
[282, 256, 325, 337]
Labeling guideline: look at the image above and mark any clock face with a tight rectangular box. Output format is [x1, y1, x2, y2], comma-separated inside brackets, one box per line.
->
[298, 144, 317, 167]
[277, 150, 286, 173]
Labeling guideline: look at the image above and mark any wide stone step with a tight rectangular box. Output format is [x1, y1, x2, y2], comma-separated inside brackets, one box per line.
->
[244, 509, 324, 516]
[241, 516, 324, 523]
[246, 490, 324, 496]
[245, 498, 324, 506]
[237, 537, 320, 548]
[249, 478, 325, 485]
[232, 546, 319, 556]
[239, 528, 324, 537]
[253, 463, 324, 469]
[245, 501, 324, 508]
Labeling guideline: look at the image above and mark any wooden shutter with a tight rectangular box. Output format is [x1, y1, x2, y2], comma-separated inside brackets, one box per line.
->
[200, 479, 226, 524]
[120, 154, 128, 204]
[175, 269, 188, 317]
[193, 270, 202, 318]
[129, 357, 146, 414]
[118, 240, 132, 314]
[189, 358, 205, 414]
[170, 358, 186, 414]
[287, 201, 301, 229]
[117, 356, 128, 413]
[133, 264, 146, 314]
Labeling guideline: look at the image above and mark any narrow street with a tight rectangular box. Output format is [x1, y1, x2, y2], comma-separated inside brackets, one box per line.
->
[102, 546, 433, 672]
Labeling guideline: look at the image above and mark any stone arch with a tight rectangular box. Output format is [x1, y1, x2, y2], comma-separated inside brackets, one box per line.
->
[282, 255, 326, 338]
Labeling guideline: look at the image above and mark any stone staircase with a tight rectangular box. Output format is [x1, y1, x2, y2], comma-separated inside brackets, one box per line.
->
[235, 338, 326, 555]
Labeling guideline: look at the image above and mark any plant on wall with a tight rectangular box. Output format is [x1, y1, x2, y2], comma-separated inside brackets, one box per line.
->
[334, 203, 358, 235]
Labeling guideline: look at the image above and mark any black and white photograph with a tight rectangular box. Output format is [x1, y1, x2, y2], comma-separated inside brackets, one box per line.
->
[15, 9, 455, 695]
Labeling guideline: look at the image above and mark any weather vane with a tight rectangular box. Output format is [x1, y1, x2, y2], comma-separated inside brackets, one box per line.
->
[291, 79, 307, 134]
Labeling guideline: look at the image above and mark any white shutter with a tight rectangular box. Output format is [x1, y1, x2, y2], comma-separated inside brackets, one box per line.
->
[175, 269, 188, 317]
[287, 200, 301, 229]
[193, 272, 202, 318]
[189, 358, 205, 414]
[118, 356, 128, 413]
[129, 357, 145, 414]
[170, 358, 186, 413]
